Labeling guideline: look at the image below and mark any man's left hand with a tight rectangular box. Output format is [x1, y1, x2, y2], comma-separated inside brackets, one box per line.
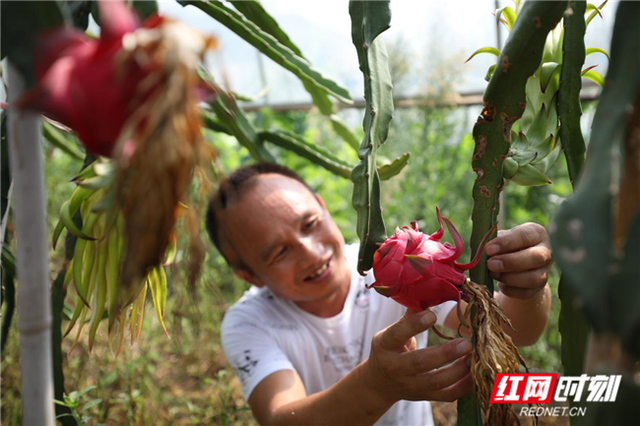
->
[484, 223, 552, 300]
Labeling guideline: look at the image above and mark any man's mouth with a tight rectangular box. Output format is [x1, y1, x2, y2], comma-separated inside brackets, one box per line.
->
[304, 257, 332, 281]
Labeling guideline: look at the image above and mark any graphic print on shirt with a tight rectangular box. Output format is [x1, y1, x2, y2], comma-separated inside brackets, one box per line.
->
[354, 286, 371, 310]
[231, 349, 259, 387]
[323, 338, 364, 374]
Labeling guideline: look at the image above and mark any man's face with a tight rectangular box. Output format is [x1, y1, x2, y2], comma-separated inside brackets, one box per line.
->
[219, 174, 350, 313]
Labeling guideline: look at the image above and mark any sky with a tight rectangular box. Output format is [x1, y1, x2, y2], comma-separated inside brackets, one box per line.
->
[158, 0, 617, 106]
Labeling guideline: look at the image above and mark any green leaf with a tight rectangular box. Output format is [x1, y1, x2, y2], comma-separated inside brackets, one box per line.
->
[60, 200, 95, 241]
[72, 385, 97, 401]
[201, 110, 232, 135]
[585, 0, 608, 27]
[484, 64, 497, 82]
[465, 47, 501, 63]
[71, 165, 98, 182]
[77, 174, 114, 190]
[259, 130, 352, 178]
[585, 47, 610, 61]
[179, 0, 352, 104]
[377, 153, 410, 181]
[148, 267, 169, 337]
[200, 69, 275, 162]
[330, 115, 360, 152]
[524, 102, 548, 146]
[81, 398, 102, 412]
[530, 133, 557, 167]
[510, 163, 552, 186]
[581, 69, 604, 86]
[511, 148, 538, 167]
[230, 0, 302, 56]
[495, 6, 516, 31]
[42, 121, 84, 161]
[228, 0, 352, 122]
[1, 1, 68, 86]
[532, 140, 561, 173]
[540, 62, 561, 94]
[52, 185, 94, 249]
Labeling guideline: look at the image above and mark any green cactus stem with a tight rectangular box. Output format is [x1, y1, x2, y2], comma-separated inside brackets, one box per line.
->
[551, 1, 640, 337]
[558, 1, 587, 188]
[463, 3, 568, 425]
[349, 1, 393, 274]
[556, 1, 590, 393]
[469, 0, 568, 291]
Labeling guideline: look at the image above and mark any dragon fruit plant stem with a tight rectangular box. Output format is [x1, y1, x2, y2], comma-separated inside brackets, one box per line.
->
[470, 0, 568, 292]
[556, 0, 590, 384]
[349, 0, 393, 274]
[466, 4, 568, 423]
[369, 208, 525, 426]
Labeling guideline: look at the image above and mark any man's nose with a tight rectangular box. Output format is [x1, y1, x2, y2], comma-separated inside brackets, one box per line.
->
[298, 236, 323, 266]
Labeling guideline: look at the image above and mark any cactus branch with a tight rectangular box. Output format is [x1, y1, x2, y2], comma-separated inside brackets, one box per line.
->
[470, 1, 568, 290]
[558, 0, 587, 188]
[349, 1, 393, 273]
[556, 0, 591, 392]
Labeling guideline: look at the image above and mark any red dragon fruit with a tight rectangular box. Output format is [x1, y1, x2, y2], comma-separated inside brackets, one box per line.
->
[370, 208, 526, 425]
[370, 207, 495, 312]
[18, 0, 145, 157]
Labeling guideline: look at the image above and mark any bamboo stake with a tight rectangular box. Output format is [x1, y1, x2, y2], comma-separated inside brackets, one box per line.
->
[7, 62, 55, 426]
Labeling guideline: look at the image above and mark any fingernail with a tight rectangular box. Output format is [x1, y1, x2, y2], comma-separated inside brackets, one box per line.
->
[420, 311, 435, 326]
[487, 259, 503, 271]
[457, 339, 472, 354]
[485, 244, 500, 256]
[466, 354, 472, 367]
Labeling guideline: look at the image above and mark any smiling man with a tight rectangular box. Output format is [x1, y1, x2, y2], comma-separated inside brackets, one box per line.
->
[206, 163, 552, 426]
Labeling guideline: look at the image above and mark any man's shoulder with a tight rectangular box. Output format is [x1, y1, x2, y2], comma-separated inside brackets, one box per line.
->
[222, 286, 296, 330]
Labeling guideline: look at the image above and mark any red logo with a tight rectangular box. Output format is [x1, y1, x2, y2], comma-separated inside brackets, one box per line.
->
[490, 374, 558, 404]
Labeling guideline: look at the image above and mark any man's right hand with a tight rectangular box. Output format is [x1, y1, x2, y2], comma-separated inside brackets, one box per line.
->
[363, 309, 473, 405]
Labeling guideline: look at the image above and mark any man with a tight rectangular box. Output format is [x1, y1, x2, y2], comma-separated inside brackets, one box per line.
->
[206, 163, 552, 426]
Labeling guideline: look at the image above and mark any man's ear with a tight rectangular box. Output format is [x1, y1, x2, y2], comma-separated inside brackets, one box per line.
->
[233, 268, 265, 288]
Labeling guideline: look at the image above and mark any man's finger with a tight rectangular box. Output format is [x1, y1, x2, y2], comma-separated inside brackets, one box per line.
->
[396, 338, 472, 375]
[420, 354, 472, 391]
[380, 310, 436, 351]
[497, 282, 544, 299]
[485, 223, 547, 255]
[422, 373, 473, 403]
[487, 245, 552, 273]
[497, 268, 549, 289]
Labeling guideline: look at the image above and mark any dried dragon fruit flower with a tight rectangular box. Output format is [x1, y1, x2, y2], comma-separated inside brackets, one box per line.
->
[20, 0, 216, 310]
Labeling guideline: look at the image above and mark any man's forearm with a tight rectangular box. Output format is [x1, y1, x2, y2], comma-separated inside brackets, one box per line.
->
[263, 361, 394, 426]
[496, 284, 551, 346]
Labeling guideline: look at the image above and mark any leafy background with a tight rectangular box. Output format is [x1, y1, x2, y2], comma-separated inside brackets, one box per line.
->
[0, 2, 607, 425]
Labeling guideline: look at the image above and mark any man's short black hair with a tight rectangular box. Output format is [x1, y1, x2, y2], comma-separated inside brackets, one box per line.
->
[205, 163, 314, 268]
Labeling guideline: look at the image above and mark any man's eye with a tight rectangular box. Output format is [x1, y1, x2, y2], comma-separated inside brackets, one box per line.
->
[304, 219, 316, 230]
[275, 247, 287, 259]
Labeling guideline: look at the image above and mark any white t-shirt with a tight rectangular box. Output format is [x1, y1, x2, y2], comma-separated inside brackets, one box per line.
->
[221, 244, 457, 426]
